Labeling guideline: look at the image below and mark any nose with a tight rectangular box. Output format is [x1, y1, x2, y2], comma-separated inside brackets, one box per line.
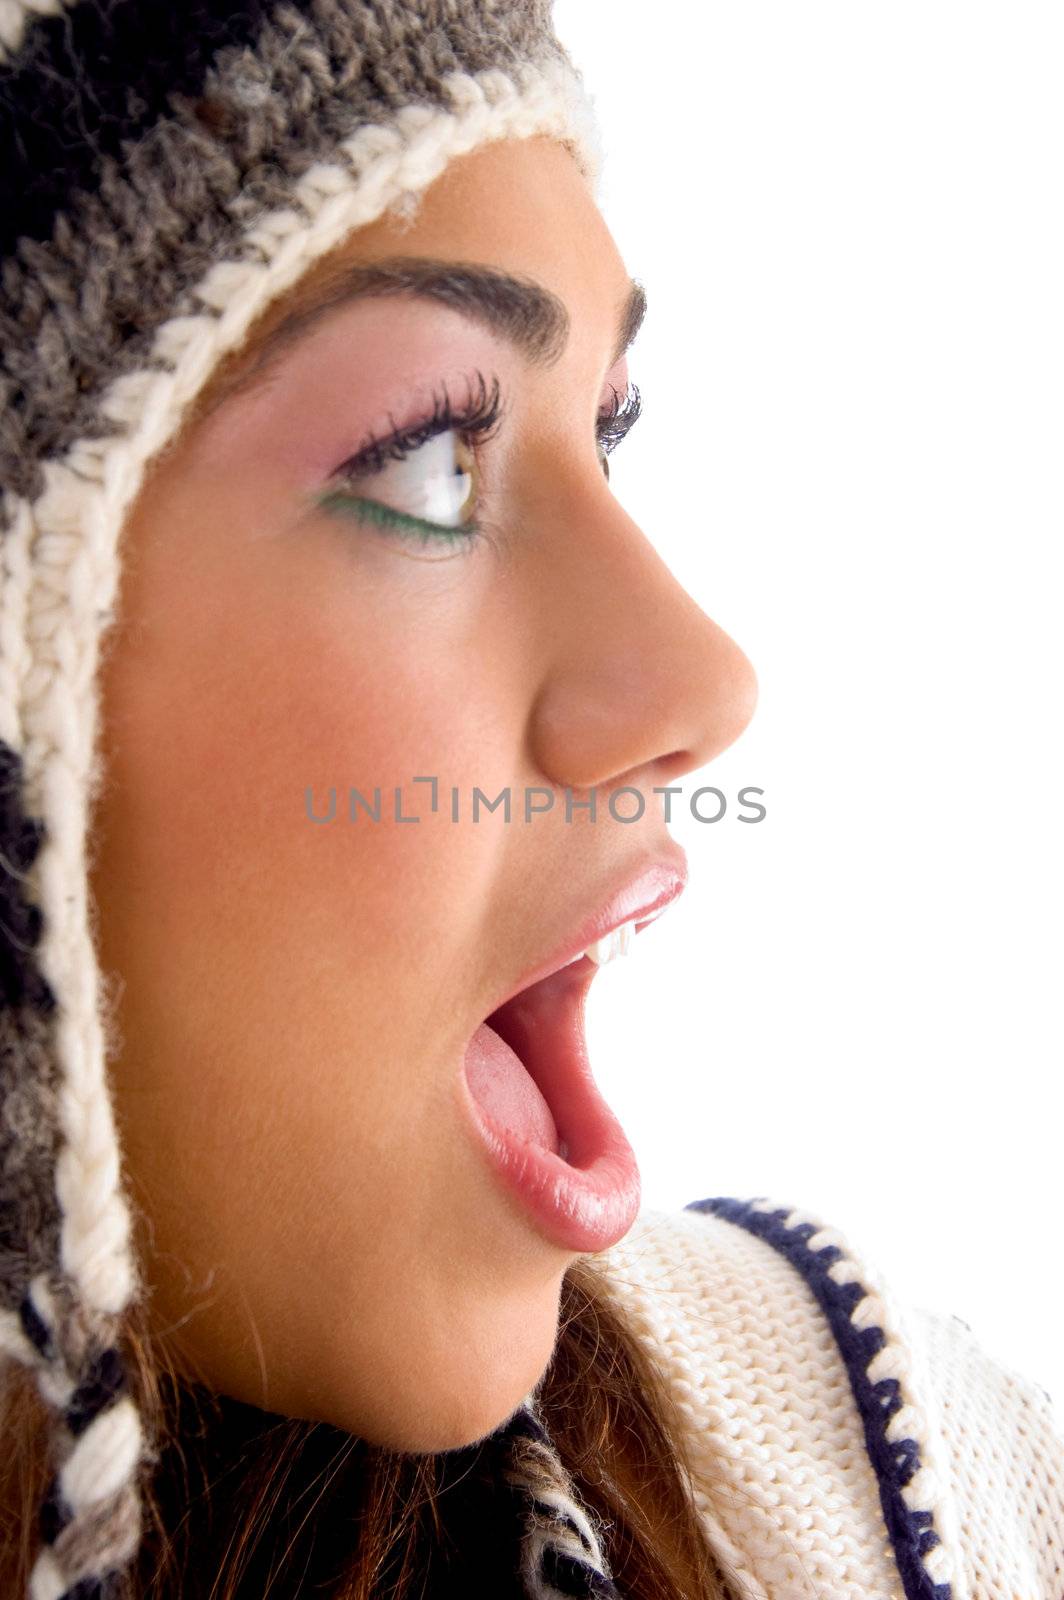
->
[527, 480, 758, 796]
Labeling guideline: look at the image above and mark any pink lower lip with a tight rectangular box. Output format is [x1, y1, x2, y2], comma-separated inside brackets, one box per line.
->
[457, 964, 641, 1254]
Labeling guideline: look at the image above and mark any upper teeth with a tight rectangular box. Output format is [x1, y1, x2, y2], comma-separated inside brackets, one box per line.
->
[581, 917, 639, 966]
[558, 904, 669, 973]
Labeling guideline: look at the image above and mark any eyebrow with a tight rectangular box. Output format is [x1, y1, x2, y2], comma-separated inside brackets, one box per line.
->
[195, 257, 647, 420]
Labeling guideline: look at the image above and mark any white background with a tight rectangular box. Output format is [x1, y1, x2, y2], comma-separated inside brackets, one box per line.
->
[552, 3, 1063, 1405]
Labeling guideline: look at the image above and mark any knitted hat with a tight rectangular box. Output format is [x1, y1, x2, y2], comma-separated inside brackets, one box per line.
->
[0, 4, 616, 1596]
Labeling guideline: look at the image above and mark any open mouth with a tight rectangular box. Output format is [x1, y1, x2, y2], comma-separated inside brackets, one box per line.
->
[458, 861, 686, 1250]
[459, 950, 644, 1252]
[467, 956, 596, 1165]
[463, 903, 673, 1168]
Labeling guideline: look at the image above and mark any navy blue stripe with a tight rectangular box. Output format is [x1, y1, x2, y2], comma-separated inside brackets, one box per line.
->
[65, 1344, 127, 1436]
[60, 1579, 118, 1600]
[685, 1195, 952, 1600]
[0, 738, 57, 1014]
[18, 1291, 54, 1358]
[0, 0, 273, 256]
[39, 1472, 71, 1543]
[541, 1545, 618, 1597]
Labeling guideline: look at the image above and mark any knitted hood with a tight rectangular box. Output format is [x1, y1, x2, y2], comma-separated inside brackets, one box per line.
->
[0, 5, 613, 1596]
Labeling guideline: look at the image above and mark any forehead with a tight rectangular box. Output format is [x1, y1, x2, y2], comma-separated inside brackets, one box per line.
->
[197, 136, 632, 418]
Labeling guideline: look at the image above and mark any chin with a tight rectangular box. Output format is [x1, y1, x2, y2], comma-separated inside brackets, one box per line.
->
[386, 1353, 556, 1456]
[367, 1307, 563, 1456]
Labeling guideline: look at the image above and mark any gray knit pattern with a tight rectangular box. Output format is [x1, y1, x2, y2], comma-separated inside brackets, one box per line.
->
[0, 0, 571, 505]
[0, 3, 614, 1595]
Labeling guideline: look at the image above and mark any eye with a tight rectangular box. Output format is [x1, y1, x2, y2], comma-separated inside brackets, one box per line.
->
[339, 429, 479, 529]
[314, 372, 644, 553]
[316, 371, 502, 552]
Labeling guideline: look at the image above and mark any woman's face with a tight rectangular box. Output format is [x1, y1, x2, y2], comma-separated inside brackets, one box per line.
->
[90, 135, 756, 1452]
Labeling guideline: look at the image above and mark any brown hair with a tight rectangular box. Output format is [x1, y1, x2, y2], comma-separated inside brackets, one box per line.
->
[1, 1252, 740, 1598]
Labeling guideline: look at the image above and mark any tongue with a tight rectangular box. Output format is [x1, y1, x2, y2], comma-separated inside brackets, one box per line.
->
[464, 1022, 561, 1154]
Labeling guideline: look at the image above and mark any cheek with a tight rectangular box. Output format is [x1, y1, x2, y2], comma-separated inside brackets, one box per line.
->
[100, 513, 500, 963]
[90, 486, 535, 1356]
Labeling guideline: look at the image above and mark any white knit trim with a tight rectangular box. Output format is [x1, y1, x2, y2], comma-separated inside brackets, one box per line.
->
[0, 488, 33, 749]
[58, 1393, 144, 1510]
[0, 1306, 42, 1367]
[0, 1278, 79, 1395]
[37, 1362, 76, 1409]
[0, 0, 73, 62]
[598, 1200, 969, 1599]
[749, 1196, 966, 1595]
[17, 1274, 79, 1405]
[9, 58, 598, 1333]
[27, 1546, 65, 1600]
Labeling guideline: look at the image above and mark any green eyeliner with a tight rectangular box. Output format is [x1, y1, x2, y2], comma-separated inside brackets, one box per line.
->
[316, 489, 479, 547]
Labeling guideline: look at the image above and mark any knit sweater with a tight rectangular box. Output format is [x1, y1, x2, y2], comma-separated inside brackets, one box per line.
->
[591, 1194, 1064, 1600]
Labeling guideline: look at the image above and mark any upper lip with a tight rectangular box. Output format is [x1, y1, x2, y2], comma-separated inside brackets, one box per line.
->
[483, 845, 689, 1021]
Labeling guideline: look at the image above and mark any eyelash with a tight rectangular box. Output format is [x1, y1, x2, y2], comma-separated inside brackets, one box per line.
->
[317, 369, 643, 552]
[597, 380, 643, 456]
